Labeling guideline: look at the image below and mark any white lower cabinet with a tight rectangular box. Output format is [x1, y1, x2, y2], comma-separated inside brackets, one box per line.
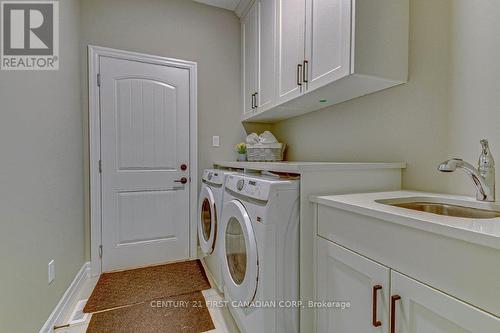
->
[315, 237, 500, 333]
[316, 237, 390, 332]
[391, 271, 500, 333]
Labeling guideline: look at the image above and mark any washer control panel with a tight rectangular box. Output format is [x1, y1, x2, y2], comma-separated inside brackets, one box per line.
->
[202, 169, 224, 185]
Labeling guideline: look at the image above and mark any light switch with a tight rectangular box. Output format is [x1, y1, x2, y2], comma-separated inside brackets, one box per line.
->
[212, 136, 220, 147]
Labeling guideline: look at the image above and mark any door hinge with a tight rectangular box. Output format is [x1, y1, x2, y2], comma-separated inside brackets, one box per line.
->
[99, 245, 103, 258]
[98, 160, 102, 173]
[97, 73, 101, 87]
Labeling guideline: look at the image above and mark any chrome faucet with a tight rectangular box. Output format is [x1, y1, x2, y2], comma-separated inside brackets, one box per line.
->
[438, 139, 495, 202]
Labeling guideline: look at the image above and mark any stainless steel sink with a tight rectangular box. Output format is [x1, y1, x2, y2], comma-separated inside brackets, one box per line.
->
[376, 197, 500, 219]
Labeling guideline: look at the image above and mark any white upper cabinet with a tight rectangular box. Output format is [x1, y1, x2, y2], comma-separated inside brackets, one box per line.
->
[257, 0, 276, 112]
[240, 0, 409, 122]
[276, 0, 305, 104]
[242, 0, 277, 116]
[242, 2, 259, 116]
[304, 0, 352, 91]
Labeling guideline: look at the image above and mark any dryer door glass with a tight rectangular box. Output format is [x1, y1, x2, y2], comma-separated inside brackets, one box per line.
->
[226, 217, 247, 285]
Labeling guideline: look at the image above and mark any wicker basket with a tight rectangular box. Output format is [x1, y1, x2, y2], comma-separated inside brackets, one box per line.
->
[246, 143, 286, 162]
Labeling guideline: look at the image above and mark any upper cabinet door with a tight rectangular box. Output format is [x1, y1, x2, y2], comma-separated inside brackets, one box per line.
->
[304, 0, 352, 91]
[277, 0, 306, 104]
[390, 271, 500, 333]
[242, 2, 259, 117]
[257, 0, 276, 112]
[316, 238, 390, 333]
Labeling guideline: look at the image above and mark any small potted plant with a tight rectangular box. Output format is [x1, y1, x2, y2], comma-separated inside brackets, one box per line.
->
[235, 142, 247, 161]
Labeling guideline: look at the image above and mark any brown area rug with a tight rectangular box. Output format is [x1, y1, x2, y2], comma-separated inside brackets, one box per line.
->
[84, 260, 211, 313]
[86, 291, 215, 333]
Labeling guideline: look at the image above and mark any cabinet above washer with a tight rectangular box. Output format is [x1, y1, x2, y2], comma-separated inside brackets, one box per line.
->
[240, 0, 409, 123]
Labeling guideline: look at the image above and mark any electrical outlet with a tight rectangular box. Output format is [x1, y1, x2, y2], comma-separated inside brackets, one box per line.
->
[212, 136, 220, 147]
[48, 260, 55, 284]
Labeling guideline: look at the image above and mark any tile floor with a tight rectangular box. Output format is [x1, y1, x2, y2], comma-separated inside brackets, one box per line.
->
[56, 265, 239, 333]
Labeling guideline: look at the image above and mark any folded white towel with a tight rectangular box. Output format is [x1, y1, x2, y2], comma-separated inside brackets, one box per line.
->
[259, 131, 278, 144]
[246, 133, 260, 145]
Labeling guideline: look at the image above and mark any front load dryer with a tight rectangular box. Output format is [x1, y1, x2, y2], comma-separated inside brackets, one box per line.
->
[198, 168, 237, 292]
[220, 173, 300, 333]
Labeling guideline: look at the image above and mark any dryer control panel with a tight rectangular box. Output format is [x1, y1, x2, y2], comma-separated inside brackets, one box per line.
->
[225, 175, 272, 202]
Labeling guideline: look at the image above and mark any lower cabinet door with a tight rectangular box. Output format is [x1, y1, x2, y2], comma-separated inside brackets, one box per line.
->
[390, 271, 500, 333]
[316, 237, 390, 332]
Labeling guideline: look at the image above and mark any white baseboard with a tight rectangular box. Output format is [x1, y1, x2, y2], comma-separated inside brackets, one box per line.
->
[39, 262, 90, 333]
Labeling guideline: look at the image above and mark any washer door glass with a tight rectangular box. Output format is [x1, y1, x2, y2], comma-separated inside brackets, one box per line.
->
[201, 198, 215, 241]
[198, 186, 216, 254]
[226, 217, 247, 285]
[221, 199, 258, 304]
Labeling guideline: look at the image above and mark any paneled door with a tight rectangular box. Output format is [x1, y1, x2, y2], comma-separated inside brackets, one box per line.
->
[242, 2, 259, 116]
[304, 0, 352, 91]
[316, 238, 390, 333]
[277, 0, 306, 104]
[390, 271, 500, 333]
[99, 56, 190, 272]
[257, 0, 277, 112]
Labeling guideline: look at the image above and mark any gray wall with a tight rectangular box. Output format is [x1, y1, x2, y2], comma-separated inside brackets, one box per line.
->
[272, 0, 500, 199]
[80, 0, 267, 258]
[0, 0, 84, 332]
[446, 0, 500, 197]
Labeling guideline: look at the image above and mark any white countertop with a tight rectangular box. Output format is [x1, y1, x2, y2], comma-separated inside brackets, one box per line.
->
[214, 161, 406, 173]
[310, 191, 500, 250]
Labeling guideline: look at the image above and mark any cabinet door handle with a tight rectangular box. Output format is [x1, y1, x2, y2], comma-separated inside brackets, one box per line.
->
[254, 92, 258, 108]
[390, 295, 401, 333]
[303, 60, 309, 83]
[372, 285, 382, 327]
[297, 64, 303, 86]
[251, 93, 255, 109]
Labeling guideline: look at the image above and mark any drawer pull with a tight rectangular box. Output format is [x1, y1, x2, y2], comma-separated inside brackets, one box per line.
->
[372, 285, 382, 327]
[391, 295, 401, 333]
[297, 64, 303, 86]
[303, 60, 309, 83]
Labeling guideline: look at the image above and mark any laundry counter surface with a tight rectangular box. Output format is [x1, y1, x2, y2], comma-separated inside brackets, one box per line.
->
[213, 161, 406, 173]
[311, 190, 500, 250]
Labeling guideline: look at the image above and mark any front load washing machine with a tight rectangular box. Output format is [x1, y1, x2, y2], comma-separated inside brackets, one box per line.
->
[198, 168, 237, 292]
[220, 173, 300, 333]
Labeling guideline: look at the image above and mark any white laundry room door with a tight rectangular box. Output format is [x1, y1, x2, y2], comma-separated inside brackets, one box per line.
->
[99, 55, 191, 272]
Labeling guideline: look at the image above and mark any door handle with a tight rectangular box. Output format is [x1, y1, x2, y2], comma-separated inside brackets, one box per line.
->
[174, 177, 188, 185]
[372, 285, 382, 327]
[297, 64, 303, 86]
[251, 93, 255, 109]
[254, 92, 258, 108]
[390, 295, 401, 333]
[303, 60, 309, 84]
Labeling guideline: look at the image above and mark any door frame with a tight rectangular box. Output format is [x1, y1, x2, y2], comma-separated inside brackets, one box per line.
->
[88, 45, 198, 276]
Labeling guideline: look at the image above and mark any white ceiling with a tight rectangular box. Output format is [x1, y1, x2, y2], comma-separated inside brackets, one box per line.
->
[193, 0, 240, 11]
